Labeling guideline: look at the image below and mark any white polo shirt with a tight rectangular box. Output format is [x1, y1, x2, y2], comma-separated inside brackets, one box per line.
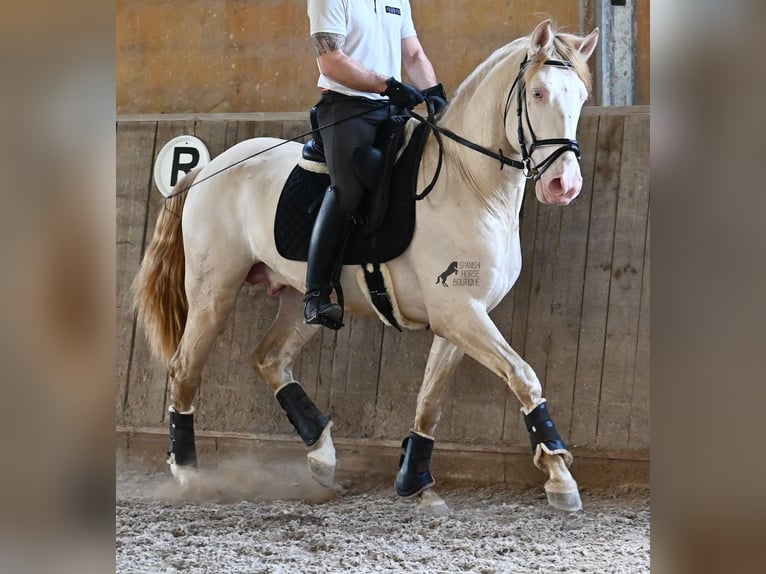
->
[308, 0, 417, 99]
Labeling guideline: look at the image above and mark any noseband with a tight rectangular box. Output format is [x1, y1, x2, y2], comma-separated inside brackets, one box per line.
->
[503, 56, 581, 181]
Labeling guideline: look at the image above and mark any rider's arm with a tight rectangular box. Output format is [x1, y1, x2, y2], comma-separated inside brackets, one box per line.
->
[312, 33, 389, 94]
[400, 36, 438, 90]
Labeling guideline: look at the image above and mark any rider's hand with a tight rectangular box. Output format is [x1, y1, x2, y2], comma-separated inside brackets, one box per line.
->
[421, 83, 448, 117]
[382, 77, 425, 110]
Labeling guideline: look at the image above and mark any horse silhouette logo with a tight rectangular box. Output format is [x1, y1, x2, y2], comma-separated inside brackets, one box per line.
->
[436, 261, 459, 286]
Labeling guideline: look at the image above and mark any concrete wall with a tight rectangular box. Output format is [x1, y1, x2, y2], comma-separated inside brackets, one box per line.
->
[117, 0, 650, 114]
[116, 106, 649, 487]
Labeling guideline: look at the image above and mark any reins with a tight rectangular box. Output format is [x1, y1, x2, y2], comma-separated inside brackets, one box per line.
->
[164, 54, 581, 209]
[162, 104, 391, 202]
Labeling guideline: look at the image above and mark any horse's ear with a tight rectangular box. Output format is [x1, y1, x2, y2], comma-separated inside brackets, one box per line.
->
[578, 28, 599, 61]
[528, 19, 554, 57]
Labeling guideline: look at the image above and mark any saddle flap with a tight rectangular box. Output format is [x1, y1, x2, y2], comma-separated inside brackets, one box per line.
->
[355, 115, 408, 236]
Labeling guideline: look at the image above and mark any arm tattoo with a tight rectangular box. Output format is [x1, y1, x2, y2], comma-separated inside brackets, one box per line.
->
[311, 33, 345, 56]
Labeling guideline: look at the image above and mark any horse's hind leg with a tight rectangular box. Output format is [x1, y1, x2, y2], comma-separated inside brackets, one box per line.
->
[250, 287, 337, 487]
[396, 335, 464, 515]
[166, 280, 240, 485]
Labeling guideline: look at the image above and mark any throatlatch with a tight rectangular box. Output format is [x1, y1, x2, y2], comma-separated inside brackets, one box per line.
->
[395, 430, 436, 497]
[276, 382, 329, 447]
[167, 407, 197, 467]
[523, 400, 572, 467]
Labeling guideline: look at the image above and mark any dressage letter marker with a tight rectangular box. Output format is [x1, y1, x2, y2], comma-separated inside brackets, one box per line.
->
[153, 135, 210, 197]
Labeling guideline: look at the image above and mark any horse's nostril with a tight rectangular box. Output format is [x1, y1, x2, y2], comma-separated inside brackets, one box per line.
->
[549, 178, 563, 193]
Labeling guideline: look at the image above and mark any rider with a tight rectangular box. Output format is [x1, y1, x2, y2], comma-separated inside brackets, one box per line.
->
[304, 0, 448, 330]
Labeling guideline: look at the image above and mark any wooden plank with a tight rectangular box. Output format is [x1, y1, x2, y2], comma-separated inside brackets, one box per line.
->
[281, 119, 311, 144]
[225, 120, 255, 149]
[630, 208, 650, 450]
[569, 114, 624, 448]
[316, 325, 337, 416]
[254, 120, 286, 139]
[328, 317, 385, 438]
[193, 120, 228, 158]
[542, 116, 599, 441]
[122, 120, 196, 428]
[539, 113, 600, 443]
[116, 122, 157, 423]
[596, 113, 649, 449]
[327, 317, 352, 437]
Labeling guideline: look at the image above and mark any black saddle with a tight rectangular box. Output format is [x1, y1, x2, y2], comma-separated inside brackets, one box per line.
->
[274, 118, 429, 265]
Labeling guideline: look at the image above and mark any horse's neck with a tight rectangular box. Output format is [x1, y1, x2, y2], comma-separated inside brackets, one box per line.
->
[434, 48, 526, 220]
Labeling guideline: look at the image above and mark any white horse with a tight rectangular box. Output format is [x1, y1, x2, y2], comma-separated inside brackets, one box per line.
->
[134, 20, 599, 513]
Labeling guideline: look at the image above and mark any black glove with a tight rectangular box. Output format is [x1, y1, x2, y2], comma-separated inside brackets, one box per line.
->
[421, 83, 448, 117]
[382, 77, 425, 110]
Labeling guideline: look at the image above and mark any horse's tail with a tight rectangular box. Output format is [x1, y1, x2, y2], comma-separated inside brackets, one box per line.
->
[133, 169, 200, 367]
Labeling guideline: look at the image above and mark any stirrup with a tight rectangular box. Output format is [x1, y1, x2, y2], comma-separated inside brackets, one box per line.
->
[303, 290, 345, 330]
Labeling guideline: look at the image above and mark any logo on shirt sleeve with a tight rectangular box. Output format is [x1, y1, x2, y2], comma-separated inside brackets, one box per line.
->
[385, 6, 401, 15]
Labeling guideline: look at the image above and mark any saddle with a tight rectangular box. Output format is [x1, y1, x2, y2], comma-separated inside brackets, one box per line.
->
[274, 116, 429, 265]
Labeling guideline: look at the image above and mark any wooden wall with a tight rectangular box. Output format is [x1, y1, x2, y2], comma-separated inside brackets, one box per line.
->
[117, 106, 649, 478]
[117, 0, 651, 114]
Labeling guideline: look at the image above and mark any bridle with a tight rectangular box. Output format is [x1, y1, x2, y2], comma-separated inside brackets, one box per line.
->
[411, 54, 581, 199]
[503, 56, 581, 180]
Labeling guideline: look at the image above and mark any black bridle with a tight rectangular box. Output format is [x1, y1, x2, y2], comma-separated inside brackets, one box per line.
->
[411, 55, 581, 199]
[504, 56, 581, 180]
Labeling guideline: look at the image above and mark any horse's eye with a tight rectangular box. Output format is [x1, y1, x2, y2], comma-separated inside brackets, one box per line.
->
[531, 88, 544, 100]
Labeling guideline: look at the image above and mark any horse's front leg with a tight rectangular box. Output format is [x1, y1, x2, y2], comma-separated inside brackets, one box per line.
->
[433, 303, 582, 512]
[251, 288, 336, 487]
[396, 335, 465, 515]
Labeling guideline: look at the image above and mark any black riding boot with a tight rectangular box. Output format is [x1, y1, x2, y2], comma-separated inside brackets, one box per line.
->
[304, 186, 352, 330]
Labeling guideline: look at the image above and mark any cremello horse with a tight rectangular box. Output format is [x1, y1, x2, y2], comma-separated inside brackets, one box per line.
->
[134, 20, 599, 513]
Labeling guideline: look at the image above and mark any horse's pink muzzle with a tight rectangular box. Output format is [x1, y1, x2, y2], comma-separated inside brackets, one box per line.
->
[535, 170, 583, 206]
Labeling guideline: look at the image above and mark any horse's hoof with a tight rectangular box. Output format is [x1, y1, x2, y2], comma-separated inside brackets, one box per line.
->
[169, 461, 199, 489]
[417, 489, 450, 516]
[307, 457, 336, 488]
[545, 487, 583, 512]
[307, 423, 337, 488]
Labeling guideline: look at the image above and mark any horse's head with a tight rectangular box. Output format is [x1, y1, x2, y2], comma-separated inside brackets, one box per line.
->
[512, 20, 599, 206]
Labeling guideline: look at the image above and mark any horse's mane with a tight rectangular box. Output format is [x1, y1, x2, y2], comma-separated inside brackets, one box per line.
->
[451, 26, 593, 104]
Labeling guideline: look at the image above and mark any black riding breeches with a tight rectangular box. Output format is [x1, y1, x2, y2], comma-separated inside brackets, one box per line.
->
[315, 92, 395, 214]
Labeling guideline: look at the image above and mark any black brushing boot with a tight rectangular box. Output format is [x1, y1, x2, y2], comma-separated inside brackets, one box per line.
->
[304, 186, 352, 330]
[395, 430, 436, 497]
